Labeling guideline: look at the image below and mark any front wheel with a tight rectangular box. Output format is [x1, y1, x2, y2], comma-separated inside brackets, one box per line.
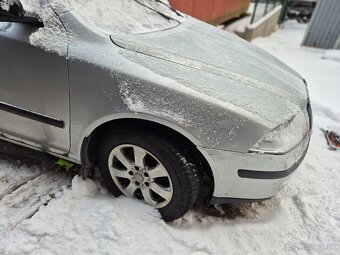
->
[98, 129, 201, 221]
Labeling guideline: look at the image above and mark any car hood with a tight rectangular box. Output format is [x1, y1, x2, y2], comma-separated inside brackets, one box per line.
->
[111, 18, 307, 109]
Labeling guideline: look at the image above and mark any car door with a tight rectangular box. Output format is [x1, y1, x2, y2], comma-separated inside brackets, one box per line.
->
[0, 8, 70, 154]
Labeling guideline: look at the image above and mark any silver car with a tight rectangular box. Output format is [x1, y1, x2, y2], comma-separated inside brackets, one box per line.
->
[0, 0, 312, 221]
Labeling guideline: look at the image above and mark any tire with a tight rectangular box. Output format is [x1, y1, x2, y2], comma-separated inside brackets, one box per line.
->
[98, 129, 201, 221]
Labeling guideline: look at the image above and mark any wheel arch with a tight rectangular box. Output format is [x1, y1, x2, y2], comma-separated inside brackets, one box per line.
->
[79, 114, 215, 203]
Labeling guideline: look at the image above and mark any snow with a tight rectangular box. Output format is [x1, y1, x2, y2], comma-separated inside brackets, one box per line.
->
[247, 5, 282, 29]
[253, 21, 340, 120]
[322, 50, 340, 62]
[0, 20, 340, 255]
[118, 81, 187, 124]
[0, 0, 10, 11]
[18, 0, 180, 55]
[19, 0, 73, 55]
[71, 175, 99, 199]
[59, 0, 179, 35]
[111, 16, 312, 138]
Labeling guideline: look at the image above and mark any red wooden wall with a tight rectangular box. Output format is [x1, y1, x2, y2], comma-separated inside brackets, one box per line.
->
[168, 0, 250, 25]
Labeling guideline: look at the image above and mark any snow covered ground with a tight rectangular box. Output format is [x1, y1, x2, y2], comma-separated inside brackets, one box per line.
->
[0, 21, 340, 255]
[253, 21, 340, 121]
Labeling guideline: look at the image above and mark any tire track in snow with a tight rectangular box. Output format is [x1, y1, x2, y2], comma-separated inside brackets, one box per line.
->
[0, 167, 42, 201]
[0, 141, 73, 235]
[0, 171, 72, 233]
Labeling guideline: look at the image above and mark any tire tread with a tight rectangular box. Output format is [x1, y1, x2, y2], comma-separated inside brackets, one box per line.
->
[97, 128, 202, 221]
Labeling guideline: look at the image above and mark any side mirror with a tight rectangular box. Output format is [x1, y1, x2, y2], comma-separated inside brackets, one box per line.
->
[0, 0, 43, 27]
[0, 0, 25, 18]
[8, 0, 25, 18]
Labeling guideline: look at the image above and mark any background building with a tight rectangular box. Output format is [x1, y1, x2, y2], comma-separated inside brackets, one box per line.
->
[168, 0, 250, 25]
[302, 0, 340, 49]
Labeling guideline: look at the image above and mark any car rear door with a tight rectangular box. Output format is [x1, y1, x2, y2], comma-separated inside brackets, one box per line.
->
[0, 18, 70, 154]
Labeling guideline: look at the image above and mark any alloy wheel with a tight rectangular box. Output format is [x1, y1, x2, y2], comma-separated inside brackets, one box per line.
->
[108, 144, 173, 208]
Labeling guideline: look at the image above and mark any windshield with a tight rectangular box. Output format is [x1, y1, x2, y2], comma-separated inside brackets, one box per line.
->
[60, 0, 183, 35]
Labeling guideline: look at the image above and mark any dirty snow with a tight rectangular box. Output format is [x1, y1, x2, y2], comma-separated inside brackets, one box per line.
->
[0, 21, 340, 255]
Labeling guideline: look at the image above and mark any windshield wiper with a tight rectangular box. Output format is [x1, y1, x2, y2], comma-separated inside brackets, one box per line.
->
[155, 0, 183, 18]
[134, 0, 182, 22]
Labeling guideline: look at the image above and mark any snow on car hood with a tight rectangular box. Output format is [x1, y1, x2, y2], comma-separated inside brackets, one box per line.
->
[111, 18, 308, 108]
[18, 0, 181, 55]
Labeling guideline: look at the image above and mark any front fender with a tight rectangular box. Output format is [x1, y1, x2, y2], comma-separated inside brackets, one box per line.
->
[69, 112, 204, 162]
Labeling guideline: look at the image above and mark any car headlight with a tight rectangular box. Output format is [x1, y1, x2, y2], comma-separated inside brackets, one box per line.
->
[250, 110, 310, 154]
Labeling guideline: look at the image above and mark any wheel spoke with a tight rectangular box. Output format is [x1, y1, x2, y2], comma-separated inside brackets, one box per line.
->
[124, 182, 138, 197]
[147, 164, 168, 179]
[141, 188, 156, 206]
[150, 183, 172, 201]
[109, 167, 130, 179]
[133, 146, 146, 168]
[114, 149, 132, 169]
[109, 144, 173, 208]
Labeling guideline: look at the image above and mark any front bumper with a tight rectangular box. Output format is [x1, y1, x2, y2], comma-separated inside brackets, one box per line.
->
[198, 131, 311, 204]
